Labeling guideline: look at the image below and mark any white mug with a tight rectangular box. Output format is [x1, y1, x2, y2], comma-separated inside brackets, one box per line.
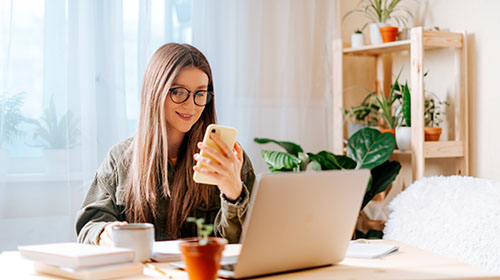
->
[111, 223, 154, 262]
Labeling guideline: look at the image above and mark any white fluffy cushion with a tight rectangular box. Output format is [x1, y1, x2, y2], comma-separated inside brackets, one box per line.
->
[384, 175, 500, 272]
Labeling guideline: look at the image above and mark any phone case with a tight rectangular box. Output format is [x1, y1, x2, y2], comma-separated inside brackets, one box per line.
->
[193, 124, 238, 185]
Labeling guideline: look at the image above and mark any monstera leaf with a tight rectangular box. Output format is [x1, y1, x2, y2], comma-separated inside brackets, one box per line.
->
[253, 138, 303, 157]
[347, 128, 395, 169]
[260, 150, 302, 171]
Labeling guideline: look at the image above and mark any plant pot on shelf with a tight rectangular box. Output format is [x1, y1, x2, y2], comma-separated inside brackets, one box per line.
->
[180, 237, 227, 280]
[379, 26, 399, 43]
[369, 22, 387, 45]
[351, 33, 364, 48]
[424, 127, 442, 141]
[395, 127, 411, 151]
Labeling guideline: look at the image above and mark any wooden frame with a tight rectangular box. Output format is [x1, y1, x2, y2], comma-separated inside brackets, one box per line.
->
[333, 27, 468, 182]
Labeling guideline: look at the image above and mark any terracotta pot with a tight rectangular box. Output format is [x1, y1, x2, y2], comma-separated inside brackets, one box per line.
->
[180, 237, 227, 280]
[379, 26, 399, 43]
[424, 127, 442, 141]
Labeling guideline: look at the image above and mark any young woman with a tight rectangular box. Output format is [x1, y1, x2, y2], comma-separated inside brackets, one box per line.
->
[76, 43, 255, 245]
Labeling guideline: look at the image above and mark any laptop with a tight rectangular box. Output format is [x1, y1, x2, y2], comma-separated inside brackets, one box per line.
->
[175, 169, 370, 278]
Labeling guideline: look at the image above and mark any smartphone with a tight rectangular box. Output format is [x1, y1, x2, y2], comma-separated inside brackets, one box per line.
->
[193, 124, 238, 185]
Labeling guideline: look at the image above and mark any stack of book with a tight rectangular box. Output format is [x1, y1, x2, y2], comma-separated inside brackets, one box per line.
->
[18, 242, 143, 280]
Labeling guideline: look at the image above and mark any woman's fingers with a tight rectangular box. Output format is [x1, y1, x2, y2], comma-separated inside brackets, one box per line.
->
[197, 142, 229, 165]
[193, 153, 225, 174]
[233, 142, 243, 162]
[99, 221, 128, 246]
[209, 132, 233, 158]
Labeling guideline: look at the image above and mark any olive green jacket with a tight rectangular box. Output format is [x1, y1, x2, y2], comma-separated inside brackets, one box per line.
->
[75, 137, 255, 245]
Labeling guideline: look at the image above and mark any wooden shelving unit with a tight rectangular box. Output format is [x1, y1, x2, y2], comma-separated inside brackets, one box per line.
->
[333, 27, 468, 181]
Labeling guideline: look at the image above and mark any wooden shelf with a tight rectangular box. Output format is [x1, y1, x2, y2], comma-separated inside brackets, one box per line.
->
[424, 141, 464, 158]
[333, 27, 469, 181]
[343, 30, 463, 56]
[392, 141, 464, 158]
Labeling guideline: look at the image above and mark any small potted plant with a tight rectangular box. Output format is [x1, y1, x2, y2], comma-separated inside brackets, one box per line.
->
[374, 75, 404, 138]
[424, 96, 449, 141]
[395, 82, 411, 151]
[351, 24, 367, 48]
[179, 217, 228, 280]
[344, 93, 379, 138]
[343, 0, 413, 44]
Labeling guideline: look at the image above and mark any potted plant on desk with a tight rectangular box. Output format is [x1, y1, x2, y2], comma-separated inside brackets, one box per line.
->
[179, 217, 227, 280]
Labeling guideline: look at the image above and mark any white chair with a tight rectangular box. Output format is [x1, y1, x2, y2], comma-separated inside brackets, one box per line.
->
[384, 175, 500, 273]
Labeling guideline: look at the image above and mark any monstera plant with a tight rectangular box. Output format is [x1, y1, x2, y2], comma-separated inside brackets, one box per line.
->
[254, 128, 401, 210]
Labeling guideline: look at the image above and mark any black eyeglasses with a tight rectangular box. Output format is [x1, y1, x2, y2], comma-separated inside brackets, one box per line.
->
[168, 87, 213, 106]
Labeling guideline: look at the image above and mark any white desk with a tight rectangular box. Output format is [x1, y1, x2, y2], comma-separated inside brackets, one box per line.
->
[1, 240, 498, 279]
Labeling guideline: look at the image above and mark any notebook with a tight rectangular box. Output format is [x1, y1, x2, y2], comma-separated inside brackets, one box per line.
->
[152, 240, 182, 262]
[345, 240, 399, 258]
[33, 261, 143, 280]
[18, 243, 135, 269]
[171, 169, 371, 279]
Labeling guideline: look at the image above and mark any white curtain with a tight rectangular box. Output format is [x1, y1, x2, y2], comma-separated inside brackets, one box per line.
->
[192, 0, 338, 173]
[0, 0, 337, 251]
[0, 0, 193, 251]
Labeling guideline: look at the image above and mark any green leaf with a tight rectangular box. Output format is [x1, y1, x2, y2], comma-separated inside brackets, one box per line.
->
[261, 150, 301, 171]
[402, 82, 411, 126]
[254, 138, 303, 156]
[361, 160, 401, 209]
[347, 127, 396, 169]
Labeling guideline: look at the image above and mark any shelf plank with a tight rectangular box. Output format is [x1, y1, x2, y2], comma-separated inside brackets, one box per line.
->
[344, 40, 410, 56]
[343, 31, 463, 56]
[423, 30, 463, 48]
[424, 141, 464, 158]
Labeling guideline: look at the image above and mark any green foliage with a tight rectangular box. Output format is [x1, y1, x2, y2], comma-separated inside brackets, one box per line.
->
[344, 94, 380, 126]
[27, 97, 81, 149]
[402, 83, 411, 126]
[343, 0, 414, 26]
[253, 127, 401, 210]
[424, 96, 449, 127]
[186, 217, 214, 246]
[347, 127, 396, 169]
[260, 150, 302, 172]
[0, 93, 26, 146]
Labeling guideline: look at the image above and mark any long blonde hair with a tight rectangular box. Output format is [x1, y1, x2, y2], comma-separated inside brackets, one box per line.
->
[125, 43, 217, 238]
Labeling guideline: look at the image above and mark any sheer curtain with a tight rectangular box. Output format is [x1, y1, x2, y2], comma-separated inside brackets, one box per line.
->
[0, 0, 338, 251]
[192, 0, 338, 173]
[0, 0, 192, 251]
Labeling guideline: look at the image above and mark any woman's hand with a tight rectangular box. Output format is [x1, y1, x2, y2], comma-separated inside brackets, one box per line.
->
[99, 221, 128, 246]
[193, 132, 244, 201]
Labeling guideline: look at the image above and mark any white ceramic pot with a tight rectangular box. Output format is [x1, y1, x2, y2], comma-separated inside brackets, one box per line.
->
[369, 22, 387, 45]
[396, 127, 411, 151]
[351, 33, 364, 48]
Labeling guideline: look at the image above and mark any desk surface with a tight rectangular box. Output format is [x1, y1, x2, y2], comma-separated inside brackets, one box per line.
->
[1, 240, 498, 280]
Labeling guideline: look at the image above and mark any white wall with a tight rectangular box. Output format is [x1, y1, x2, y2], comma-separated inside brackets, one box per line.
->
[340, 0, 500, 180]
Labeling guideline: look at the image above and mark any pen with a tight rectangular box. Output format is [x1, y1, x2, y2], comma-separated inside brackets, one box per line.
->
[145, 263, 168, 277]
